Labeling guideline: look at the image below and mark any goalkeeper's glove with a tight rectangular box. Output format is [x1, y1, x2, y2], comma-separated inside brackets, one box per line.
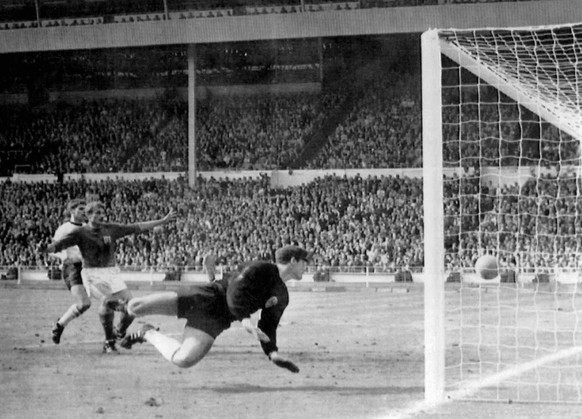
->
[269, 351, 300, 373]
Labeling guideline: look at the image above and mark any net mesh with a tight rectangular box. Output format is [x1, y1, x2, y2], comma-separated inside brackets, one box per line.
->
[439, 23, 582, 403]
[440, 24, 582, 138]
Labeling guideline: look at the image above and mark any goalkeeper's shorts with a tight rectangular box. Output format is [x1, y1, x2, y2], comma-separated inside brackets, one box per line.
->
[82, 266, 127, 299]
[176, 283, 233, 338]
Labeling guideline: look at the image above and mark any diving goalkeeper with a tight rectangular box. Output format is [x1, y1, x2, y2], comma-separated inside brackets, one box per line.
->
[108, 245, 309, 373]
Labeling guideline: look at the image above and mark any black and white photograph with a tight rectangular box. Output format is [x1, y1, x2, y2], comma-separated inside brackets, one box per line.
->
[1, 0, 582, 417]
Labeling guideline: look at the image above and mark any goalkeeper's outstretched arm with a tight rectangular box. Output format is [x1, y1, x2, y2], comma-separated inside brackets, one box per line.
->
[258, 304, 300, 373]
[241, 315, 299, 373]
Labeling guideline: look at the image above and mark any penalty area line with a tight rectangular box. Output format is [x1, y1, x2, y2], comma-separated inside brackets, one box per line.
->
[384, 345, 582, 419]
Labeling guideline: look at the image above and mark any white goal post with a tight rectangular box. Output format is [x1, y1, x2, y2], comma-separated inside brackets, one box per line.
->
[422, 23, 582, 404]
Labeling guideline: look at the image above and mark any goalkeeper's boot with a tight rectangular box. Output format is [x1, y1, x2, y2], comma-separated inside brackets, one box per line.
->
[106, 298, 128, 314]
[51, 321, 64, 344]
[120, 324, 157, 350]
[102, 339, 119, 354]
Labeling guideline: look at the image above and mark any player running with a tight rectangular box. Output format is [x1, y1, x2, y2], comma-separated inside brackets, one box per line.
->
[49, 198, 91, 344]
[40, 201, 177, 353]
[108, 245, 309, 373]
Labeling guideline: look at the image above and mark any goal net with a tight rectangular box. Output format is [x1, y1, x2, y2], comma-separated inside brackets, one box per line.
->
[422, 23, 582, 404]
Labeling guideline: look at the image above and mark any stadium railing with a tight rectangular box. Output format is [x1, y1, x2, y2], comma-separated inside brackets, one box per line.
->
[4, 264, 423, 284]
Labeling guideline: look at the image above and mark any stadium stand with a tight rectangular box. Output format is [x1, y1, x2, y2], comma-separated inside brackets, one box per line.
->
[0, 0, 541, 31]
[1, 167, 579, 276]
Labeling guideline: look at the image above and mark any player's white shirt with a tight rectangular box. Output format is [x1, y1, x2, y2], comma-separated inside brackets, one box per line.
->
[49, 221, 83, 263]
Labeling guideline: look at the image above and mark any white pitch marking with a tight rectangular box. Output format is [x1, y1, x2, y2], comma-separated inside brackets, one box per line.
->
[382, 345, 582, 419]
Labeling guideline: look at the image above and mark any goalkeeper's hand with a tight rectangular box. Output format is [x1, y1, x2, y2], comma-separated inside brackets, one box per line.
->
[269, 351, 300, 373]
[241, 318, 270, 343]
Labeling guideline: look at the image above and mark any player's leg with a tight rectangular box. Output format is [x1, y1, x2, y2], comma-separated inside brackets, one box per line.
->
[118, 285, 230, 368]
[158, 326, 215, 368]
[97, 297, 118, 353]
[82, 268, 121, 353]
[127, 291, 179, 317]
[110, 292, 179, 350]
[120, 288, 228, 367]
[126, 325, 214, 368]
[52, 264, 90, 344]
[52, 285, 92, 344]
[106, 292, 178, 317]
[111, 288, 134, 339]
[59, 284, 91, 326]
[97, 267, 134, 352]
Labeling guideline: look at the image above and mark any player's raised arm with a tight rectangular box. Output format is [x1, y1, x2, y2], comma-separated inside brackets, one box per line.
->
[136, 209, 178, 231]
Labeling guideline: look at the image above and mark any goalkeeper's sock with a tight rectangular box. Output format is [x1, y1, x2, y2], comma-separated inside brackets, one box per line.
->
[58, 305, 82, 327]
[143, 330, 181, 364]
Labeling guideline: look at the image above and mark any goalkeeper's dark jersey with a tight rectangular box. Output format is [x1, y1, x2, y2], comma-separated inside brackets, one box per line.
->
[219, 261, 290, 356]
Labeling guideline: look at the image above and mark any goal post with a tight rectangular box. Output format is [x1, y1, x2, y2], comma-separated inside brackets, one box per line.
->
[422, 23, 582, 404]
[422, 29, 446, 404]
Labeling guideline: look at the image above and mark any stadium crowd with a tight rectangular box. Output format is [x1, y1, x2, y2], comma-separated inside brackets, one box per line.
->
[307, 75, 422, 169]
[1, 169, 581, 275]
[193, 92, 346, 170]
[0, 91, 347, 176]
[444, 170, 582, 273]
[0, 174, 423, 273]
[442, 85, 579, 169]
[1, 66, 578, 277]
[2, 72, 575, 177]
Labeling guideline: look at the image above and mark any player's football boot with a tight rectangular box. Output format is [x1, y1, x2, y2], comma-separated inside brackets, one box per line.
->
[119, 324, 157, 350]
[51, 321, 64, 344]
[102, 339, 119, 354]
[52, 321, 65, 345]
[113, 326, 125, 341]
[106, 298, 128, 313]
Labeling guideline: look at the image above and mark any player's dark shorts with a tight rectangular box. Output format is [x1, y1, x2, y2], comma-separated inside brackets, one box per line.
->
[176, 282, 234, 338]
[62, 262, 83, 290]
